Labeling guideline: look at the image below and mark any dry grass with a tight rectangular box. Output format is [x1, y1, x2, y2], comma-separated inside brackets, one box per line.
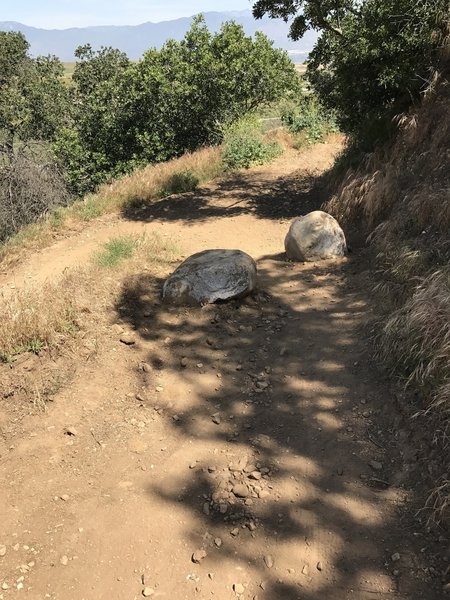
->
[0, 146, 223, 269]
[324, 71, 450, 524]
[0, 232, 177, 364]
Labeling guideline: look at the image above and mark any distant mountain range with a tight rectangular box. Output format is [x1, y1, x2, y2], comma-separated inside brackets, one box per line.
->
[0, 10, 317, 62]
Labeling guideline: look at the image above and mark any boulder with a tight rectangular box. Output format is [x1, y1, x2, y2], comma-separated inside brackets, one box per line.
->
[285, 211, 347, 261]
[162, 249, 257, 305]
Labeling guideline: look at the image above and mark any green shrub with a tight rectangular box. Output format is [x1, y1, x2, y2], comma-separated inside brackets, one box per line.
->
[281, 97, 337, 145]
[95, 236, 136, 268]
[160, 171, 200, 196]
[222, 117, 283, 170]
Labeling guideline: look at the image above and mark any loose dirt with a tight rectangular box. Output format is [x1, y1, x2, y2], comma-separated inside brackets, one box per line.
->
[0, 142, 447, 600]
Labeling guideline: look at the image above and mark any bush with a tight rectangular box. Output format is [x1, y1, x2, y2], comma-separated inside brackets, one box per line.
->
[0, 147, 70, 242]
[160, 171, 200, 196]
[281, 97, 337, 144]
[222, 117, 283, 170]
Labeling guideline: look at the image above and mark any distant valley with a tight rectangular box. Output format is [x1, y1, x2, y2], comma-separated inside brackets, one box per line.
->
[0, 10, 316, 61]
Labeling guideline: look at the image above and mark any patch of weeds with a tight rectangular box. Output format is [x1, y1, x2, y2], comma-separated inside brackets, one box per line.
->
[71, 195, 105, 221]
[222, 116, 283, 170]
[95, 235, 137, 268]
[281, 96, 338, 144]
[160, 171, 200, 196]
[50, 207, 67, 229]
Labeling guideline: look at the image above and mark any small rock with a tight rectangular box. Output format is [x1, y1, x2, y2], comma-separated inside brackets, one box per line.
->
[0, 546, 6, 557]
[142, 363, 152, 373]
[203, 502, 210, 516]
[214, 537, 222, 548]
[189, 461, 198, 469]
[391, 552, 401, 562]
[264, 555, 274, 569]
[211, 414, 221, 425]
[60, 555, 69, 566]
[180, 357, 188, 368]
[2, 582, 9, 590]
[192, 549, 207, 564]
[155, 386, 164, 393]
[120, 334, 136, 345]
[233, 583, 245, 595]
[142, 587, 155, 597]
[230, 528, 240, 537]
[317, 561, 323, 571]
[232, 484, 249, 498]
[249, 471, 262, 480]
[63, 427, 78, 436]
[60, 494, 70, 502]
[369, 460, 383, 471]
[258, 490, 270, 499]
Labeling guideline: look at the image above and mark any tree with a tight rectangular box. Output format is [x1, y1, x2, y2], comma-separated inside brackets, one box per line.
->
[57, 16, 300, 194]
[0, 31, 68, 161]
[253, 0, 448, 141]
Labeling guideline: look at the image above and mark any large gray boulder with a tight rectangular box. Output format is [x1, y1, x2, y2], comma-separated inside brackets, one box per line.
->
[162, 249, 257, 305]
[285, 211, 347, 262]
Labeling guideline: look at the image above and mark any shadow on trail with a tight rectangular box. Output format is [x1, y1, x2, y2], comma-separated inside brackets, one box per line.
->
[121, 168, 330, 225]
[114, 253, 440, 599]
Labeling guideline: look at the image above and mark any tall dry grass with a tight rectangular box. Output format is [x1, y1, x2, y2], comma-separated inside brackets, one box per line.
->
[324, 71, 450, 524]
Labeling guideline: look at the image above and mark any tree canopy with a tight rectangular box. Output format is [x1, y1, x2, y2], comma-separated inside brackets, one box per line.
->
[253, 0, 448, 142]
[55, 16, 299, 194]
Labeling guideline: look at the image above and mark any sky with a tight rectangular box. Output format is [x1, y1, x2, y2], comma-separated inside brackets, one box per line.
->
[2, 0, 254, 29]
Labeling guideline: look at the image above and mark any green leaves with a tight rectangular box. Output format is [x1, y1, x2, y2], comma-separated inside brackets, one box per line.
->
[253, 0, 447, 144]
[55, 15, 299, 193]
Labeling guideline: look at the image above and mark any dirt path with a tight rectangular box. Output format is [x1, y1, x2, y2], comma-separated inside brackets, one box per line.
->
[0, 143, 446, 600]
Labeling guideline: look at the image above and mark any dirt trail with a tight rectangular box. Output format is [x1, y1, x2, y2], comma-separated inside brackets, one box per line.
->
[0, 142, 446, 600]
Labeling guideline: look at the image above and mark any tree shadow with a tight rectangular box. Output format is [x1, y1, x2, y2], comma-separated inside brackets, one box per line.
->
[113, 252, 442, 599]
[121, 167, 330, 225]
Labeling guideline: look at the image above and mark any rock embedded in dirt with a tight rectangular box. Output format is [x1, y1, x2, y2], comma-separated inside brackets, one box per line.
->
[162, 249, 257, 305]
[369, 460, 383, 471]
[192, 549, 207, 564]
[233, 583, 245, 594]
[211, 414, 221, 425]
[180, 357, 188, 368]
[391, 552, 401, 562]
[232, 484, 249, 498]
[264, 555, 274, 569]
[60, 555, 69, 566]
[0, 545, 6, 557]
[119, 333, 136, 345]
[142, 587, 155, 597]
[214, 537, 223, 548]
[285, 211, 347, 262]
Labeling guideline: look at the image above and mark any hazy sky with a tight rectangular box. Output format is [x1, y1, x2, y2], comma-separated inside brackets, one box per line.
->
[3, 1, 254, 29]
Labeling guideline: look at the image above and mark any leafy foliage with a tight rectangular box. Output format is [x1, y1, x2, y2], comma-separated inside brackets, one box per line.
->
[253, 0, 448, 142]
[281, 97, 337, 143]
[222, 116, 283, 170]
[55, 16, 299, 193]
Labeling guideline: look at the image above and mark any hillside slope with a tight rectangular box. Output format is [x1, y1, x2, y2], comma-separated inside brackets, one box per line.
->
[325, 71, 450, 525]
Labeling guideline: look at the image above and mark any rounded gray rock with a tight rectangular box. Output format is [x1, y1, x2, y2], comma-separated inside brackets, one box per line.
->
[162, 249, 257, 305]
[285, 211, 347, 262]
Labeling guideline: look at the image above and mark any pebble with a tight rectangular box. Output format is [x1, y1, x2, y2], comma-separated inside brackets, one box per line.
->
[317, 561, 323, 571]
[233, 583, 245, 595]
[391, 552, 401, 562]
[120, 334, 136, 345]
[249, 471, 262, 480]
[232, 484, 249, 498]
[142, 587, 155, 597]
[369, 460, 383, 471]
[264, 555, 274, 569]
[192, 549, 207, 564]
[155, 386, 164, 393]
[180, 357, 188, 368]
[0, 546, 6, 557]
[63, 426, 78, 436]
[60, 555, 69, 566]
[211, 415, 221, 425]
[258, 490, 270, 499]
[142, 363, 152, 373]
[1, 583, 8, 590]
[60, 494, 70, 502]
[230, 528, 240, 537]
[214, 537, 222, 548]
